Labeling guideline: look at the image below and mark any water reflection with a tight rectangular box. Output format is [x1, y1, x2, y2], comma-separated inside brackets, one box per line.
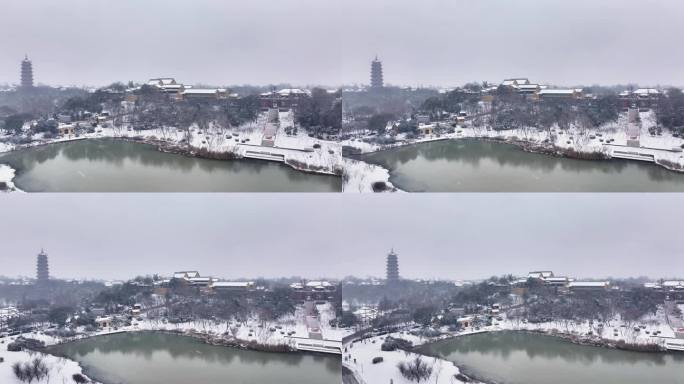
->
[418, 332, 684, 384]
[49, 332, 340, 384]
[362, 139, 684, 192]
[0, 139, 341, 192]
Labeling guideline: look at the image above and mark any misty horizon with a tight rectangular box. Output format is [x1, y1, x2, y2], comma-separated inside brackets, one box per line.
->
[2, 0, 684, 87]
[342, 0, 684, 87]
[1, 194, 683, 281]
[0, 0, 343, 87]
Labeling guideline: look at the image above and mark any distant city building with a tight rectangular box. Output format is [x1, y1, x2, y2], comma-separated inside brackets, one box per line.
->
[259, 88, 309, 110]
[568, 281, 610, 291]
[537, 88, 584, 100]
[212, 281, 256, 292]
[179, 88, 228, 100]
[173, 271, 201, 280]
[386, 249, 399, 282]
[36, 249, 49, 284]
[527, 271, 555, 280]
[619, 88, 661, 110]
[21, 55, 34, 88]
[370, 57, 384, 89]
[290, 280, 337, 300]
[146, 78, 183, 93]
[500, 78, 531, 88]
[496, 78, 586, 101]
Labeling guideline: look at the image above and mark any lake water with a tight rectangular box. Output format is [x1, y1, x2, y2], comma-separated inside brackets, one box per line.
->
[48, 332, 341, 384]
[0, 139, 341, 192]
[418, 331, 684, 384]
[361, 139, 684, 192]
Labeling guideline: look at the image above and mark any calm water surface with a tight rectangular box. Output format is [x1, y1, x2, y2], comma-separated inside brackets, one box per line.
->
[0, 139, 341, 192]
[362, 139, 684, 192]
[49, 332, 341, 384]
[418, 331, 684, 384]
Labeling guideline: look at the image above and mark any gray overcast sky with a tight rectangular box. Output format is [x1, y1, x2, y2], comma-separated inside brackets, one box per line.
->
[0, 0, 342, 87]
[342, 0, 684, 87]
[0, 194, 682, 281]
[3, 1, 682, 88]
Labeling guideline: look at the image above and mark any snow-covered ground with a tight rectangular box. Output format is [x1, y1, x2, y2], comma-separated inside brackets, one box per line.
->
[0, 140, 12, 153]
[498, 305, 676, 347]
[345, 337, 463, 384]
[0, 348, 96, 384]
[0, 301, 340, 384]
[345, 303, 679, 384]
[4, 109, 684, 192]
[181, 110, 343, 177]
[341, 158, 396, 193]
[344, 328, 488, 384]
[0, 109, 346, 191]
[341, 110, 684, 191]
[0, 164, 19, 192]
[14, 302, 341, 349]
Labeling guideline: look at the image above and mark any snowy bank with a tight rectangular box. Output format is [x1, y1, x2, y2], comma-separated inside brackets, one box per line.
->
[342, 158, 398, 193]
[0, 348, 97, 384]
[0, 110, 344, 190]
[0, 164, 20, 192]
[341, 110, 684, 191]
[344, 332, 480, 384]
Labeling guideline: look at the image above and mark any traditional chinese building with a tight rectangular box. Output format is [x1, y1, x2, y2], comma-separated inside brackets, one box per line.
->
[36, 249, 49, 284]
[21, 55, 34, 88]
[386, 249, 399, 283]
[370, 56, 384, 89]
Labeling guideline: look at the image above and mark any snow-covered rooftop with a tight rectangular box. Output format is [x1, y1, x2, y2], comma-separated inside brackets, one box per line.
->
[173, 271, 200, 279]
[306, 281, 333, 288]
[538, 89, 578, 95]
[544, 277, 569, 282]
[501, 78, 530, 87]
[634, 88, 660, 95]
[182, 88, 226, 95]
[189, 277, 211, 281]
[528, 271, 554, 279]
[568, 281, 610, 288]
[149, 78, 176, 85]
[260, 88, 309, 96]
[212, 281, 255, 288]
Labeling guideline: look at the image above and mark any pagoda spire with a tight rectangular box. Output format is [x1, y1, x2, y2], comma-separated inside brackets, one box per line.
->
[20, 55, 34, 89]
[370, 56, 384, 89]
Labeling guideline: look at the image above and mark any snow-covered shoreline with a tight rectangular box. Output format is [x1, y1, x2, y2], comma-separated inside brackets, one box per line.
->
[342, 110, 684, 191]
[0, 164, 20, 192]
[345, 305, 679, 384]
[0, 348, 96, 384]
[0, 109, 347, 192]
[344, 328, 489, 384]
[3, 301, 342, 384]
[341, 157, 398, 193]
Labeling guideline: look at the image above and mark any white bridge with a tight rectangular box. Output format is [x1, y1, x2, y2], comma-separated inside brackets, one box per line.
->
[290, 337, 342, 355]
[664, 337, 684, 352]
[610, 149, 655, 162]
[242, 149, 286, 162]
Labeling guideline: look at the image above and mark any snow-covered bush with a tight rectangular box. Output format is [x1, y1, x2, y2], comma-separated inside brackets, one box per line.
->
[381, 336, 413, 351]
[397, 356, 432, 382]
[371, 181, 388, 192]
[12, 357, 49, 383]
[72, 373, 89, 383]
